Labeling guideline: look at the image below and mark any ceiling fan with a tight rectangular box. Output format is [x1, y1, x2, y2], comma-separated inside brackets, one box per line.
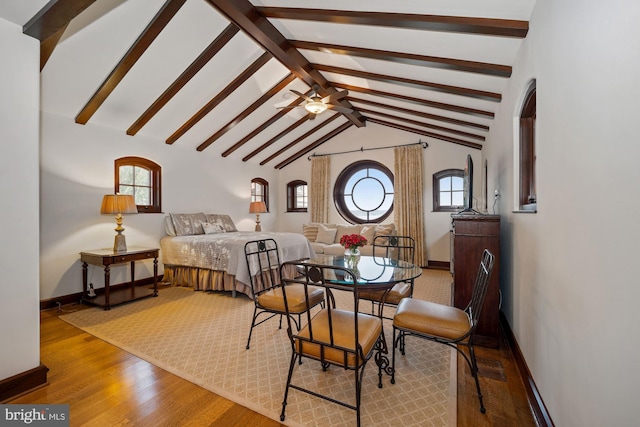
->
[280, 85, 353, 119]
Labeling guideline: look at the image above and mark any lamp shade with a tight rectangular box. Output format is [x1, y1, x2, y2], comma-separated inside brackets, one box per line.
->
[304, 100, 328, 114]
[100, 194, 138, 215]
[249, 201, 267, 214]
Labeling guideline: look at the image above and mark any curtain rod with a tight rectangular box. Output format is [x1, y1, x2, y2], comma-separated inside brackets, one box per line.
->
[307, 140, 428, 161]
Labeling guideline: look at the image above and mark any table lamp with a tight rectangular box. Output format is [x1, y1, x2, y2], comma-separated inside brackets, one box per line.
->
[101, 194, 138, 252]
[249, 201, 267, 231]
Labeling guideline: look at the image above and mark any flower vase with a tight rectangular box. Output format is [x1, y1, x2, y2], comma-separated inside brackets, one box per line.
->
[345, 247, 361, 269]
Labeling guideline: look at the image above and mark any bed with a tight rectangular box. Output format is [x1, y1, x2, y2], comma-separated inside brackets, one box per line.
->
[160, 213, 314, 297]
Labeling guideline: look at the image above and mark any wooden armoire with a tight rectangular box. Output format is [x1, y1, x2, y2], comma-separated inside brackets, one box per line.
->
[451, 213, 500, 348]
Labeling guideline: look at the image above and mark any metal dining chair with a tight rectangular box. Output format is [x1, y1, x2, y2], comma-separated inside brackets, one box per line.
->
[243, 239, 323, 350]
[391, 249, 495, 413]
[278, 260, 384, 427]
[359, 235, 416, 318]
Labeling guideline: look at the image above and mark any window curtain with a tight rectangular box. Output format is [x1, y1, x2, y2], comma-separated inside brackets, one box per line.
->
[394, 145, 427, 267]
[310, 156, 330, 223]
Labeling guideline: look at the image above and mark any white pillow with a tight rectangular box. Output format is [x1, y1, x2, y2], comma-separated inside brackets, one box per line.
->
[164, 216, 177, 236]
[360, 225, 376, 245]
[335, 224, 362, 243]
[202, 222, 226, 234]
[374, 223, 395, 245]
[315, 224, 338, 244]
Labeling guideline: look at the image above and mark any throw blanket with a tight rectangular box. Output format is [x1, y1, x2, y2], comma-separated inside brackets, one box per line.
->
[160, 231, 314, 285]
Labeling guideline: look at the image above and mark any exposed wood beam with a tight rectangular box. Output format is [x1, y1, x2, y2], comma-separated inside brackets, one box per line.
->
[292, 40, 511, 78]
[75, 0, 187, 124]
[366, 118, 440, 139]
[23, 0, 98, 70]
[366, 116, 482, 149]
[205, 0, 365, 127]
[347, 97, 489, 131]
[275, 121, 354, 169]
[24, 0, 97, 40]
[166, 51, 272, 144]
[357, 107, 484, 140]
[256, 7, 528, 38]
[221, 89, 312, 157]
[242, 115, 309, 162]
[127, 24, 239, 136]
[333, 82, 495, 119]
[367, 118, 482, 150]
[39, 24, 67, 70]
[197, 73, 297, 151]
[259, 114, 341, 165]
[313, 64, 500, 102]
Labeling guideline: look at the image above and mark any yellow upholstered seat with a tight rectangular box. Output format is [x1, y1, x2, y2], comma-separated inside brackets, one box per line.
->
[296, 309, 382, 368]
[359, 281, 412, 306]
[257, 283, 324, 314]
[394, 298, 471, 342]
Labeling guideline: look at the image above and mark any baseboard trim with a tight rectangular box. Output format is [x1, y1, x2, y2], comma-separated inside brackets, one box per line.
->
[40, 276, 163, 310]
[0, 363, 49, 403]
[427, 260, 450, 270]
[500, 312, 555, 427]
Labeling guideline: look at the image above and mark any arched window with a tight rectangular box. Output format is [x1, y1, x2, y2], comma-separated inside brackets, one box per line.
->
[333, 160, 394, 224]
[287, 180, 308, 212]
[519, 82, 537, 210]
[433, 169, 464, 212]
[115, 157, 161, 213]
[251, 178, 269, 212]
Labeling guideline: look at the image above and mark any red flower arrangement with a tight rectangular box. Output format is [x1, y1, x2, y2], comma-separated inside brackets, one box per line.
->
[339, 234, 368, 250]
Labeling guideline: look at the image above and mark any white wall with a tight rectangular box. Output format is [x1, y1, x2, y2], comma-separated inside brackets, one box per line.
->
[424, 139, 484, 262]
[486, 0, 640, 425]
[276, 121, 482, 263]
[40, 112, 277, 300]
[0, 19, 41, 380]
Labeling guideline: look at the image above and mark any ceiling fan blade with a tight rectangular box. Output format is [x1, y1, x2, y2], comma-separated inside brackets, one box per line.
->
[290, 89, 314, 102]
[277, 105, 300, 110]
[307, 112, 316, 121]
[322, 89, 348, 103]
[327, 104, 354, 114]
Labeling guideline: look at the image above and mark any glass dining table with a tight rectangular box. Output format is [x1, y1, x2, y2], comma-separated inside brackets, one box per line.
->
[297, 254, 423, 378]
[299, 254, 422, 290]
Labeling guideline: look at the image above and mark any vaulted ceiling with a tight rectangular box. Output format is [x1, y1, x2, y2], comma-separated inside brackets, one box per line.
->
[4, 0, 536, 168]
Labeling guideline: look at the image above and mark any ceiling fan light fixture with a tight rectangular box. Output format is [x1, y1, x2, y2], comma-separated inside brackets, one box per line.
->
[304, 100, 328, 114]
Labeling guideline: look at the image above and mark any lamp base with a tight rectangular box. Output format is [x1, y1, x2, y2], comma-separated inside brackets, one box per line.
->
[255, 214, 261, 231]
[114, 233, 128, 253]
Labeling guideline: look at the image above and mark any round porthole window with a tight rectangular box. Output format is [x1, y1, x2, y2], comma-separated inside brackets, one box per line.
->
[333, 160, 394, 224]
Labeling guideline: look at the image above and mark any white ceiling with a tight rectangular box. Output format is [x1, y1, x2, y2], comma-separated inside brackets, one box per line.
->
[0, 1, 50, 26]
[2, 0, 537, 168]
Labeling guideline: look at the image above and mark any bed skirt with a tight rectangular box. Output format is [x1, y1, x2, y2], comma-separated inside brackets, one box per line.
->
[163, 264, 298, 298]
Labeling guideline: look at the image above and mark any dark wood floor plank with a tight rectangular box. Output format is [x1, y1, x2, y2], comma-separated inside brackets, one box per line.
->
[456, 326, 538, 427]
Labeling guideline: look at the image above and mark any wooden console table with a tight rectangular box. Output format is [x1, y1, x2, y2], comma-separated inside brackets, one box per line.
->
[80, 247, 159, 310]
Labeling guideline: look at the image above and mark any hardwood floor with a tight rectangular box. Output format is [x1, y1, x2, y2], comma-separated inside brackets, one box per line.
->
[9, 304, 538, 426]
[457, 326, 539, 427]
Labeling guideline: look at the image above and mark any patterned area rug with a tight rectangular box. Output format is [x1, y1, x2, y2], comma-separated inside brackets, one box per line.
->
[60, 269, 455, 427]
